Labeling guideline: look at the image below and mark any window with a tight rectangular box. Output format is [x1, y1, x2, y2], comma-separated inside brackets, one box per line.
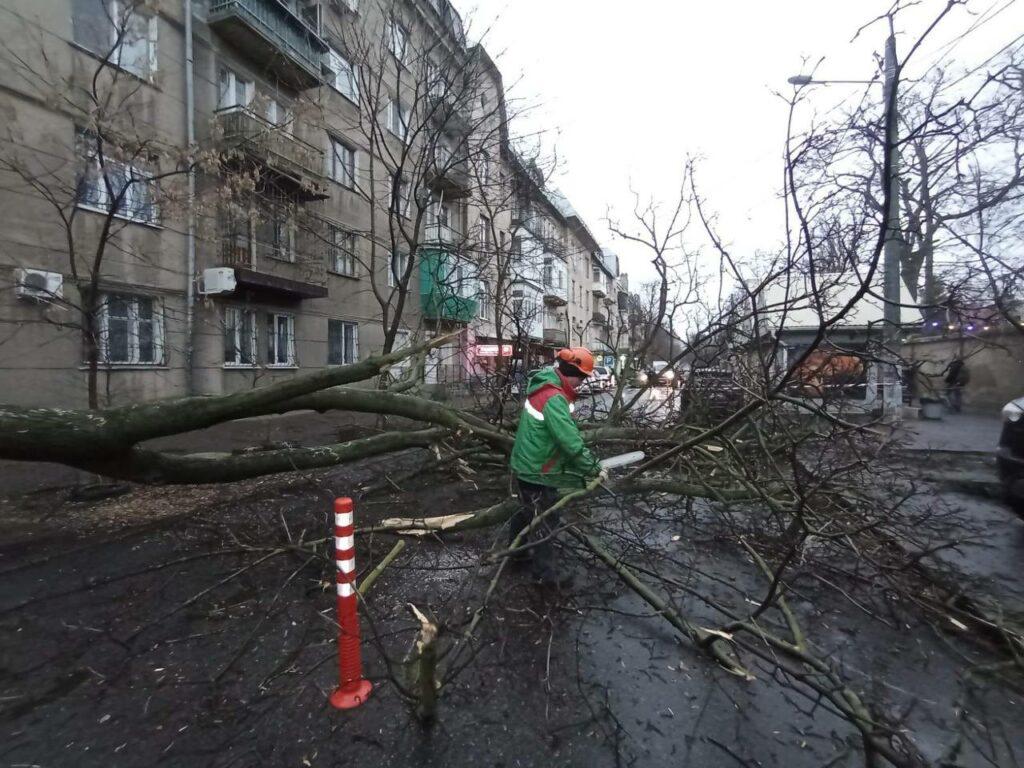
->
[433, 200, 452, 228]
[97, 293, 164, 365]
[392, 174, 410, 217]
[263, 97, 292, 133]
[297, 0, 322, 33]
[76, 130, 159, 224]
[72, 0, 157, 79]
[544, 257, 564, 290]
[329, 226, 357, 276]
[435, 137, 454, 168]
[453, 261, 474, 298]
[217, 67, 253, 110]
[427, 59, 446, 97]
[389, 250, 409, 287]
[478, 279, 492, 320]
[270, 216, 292, 261]
[256, 206, 293, 262]
[387, 19, 408, 62]
[219, 209, 251, 265]
[387, 100, 408, 140]
[223, 307, 257, 366]
[328, 319, 359, 365]
[266, 313, 296, 367]
[478, 216, 491, 254]
[427, 199, 452, 241]
[480, 153, 491, 186]
[328, 48, 359, 103]
[328, 137, 356, 188]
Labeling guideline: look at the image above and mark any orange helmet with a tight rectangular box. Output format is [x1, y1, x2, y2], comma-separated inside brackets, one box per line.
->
[556, 347, 595, 376]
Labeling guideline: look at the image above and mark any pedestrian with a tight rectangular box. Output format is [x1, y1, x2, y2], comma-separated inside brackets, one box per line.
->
[509, 347, 605, 585]
[945, 357, 970, 413]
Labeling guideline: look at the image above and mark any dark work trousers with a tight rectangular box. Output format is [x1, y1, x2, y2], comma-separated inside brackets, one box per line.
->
[511, 479, 561, 575]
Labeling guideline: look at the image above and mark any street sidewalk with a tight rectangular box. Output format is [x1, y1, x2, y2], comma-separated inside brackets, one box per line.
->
[900, 411, 1003, 453]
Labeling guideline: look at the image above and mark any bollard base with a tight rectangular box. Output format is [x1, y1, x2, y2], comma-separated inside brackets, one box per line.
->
[330, 679, 373, 710]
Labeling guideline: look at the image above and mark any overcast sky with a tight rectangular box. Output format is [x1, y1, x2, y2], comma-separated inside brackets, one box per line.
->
[463, 0, 1024, 292]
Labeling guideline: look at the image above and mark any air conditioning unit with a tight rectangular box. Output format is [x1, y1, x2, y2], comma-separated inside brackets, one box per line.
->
[200, 267, 237, 295]
[15, 268, 63, 302]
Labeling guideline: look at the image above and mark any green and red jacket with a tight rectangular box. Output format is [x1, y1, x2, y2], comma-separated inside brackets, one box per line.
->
[510, 367, 601, 489]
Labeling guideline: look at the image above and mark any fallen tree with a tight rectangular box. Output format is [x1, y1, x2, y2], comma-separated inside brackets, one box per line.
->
[2, 6, 1022, 766]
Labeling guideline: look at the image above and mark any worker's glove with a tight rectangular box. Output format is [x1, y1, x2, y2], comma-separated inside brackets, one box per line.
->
[597, 469, 610, 483]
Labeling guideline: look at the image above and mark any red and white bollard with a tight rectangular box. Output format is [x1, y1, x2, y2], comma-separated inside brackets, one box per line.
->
[329, 497, 372, 710]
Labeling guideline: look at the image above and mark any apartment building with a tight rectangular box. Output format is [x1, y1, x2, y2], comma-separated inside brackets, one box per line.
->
[0, 0, 612, 407]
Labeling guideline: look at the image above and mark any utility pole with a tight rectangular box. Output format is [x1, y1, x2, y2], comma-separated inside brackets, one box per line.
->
[881, 31, 903, 421]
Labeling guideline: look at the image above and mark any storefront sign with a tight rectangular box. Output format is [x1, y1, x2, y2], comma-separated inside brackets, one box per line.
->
[475, 344, 513, 357]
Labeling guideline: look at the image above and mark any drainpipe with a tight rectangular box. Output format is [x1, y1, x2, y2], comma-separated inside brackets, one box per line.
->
[183, 0, 197, 394]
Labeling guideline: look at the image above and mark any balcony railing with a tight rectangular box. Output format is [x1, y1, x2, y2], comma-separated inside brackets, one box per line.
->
[592, 279, 607, 298]
[216, 214, 328, 298]
[542, 327, 567, 346]
[543, 278, 567, 305]
[592, 310, 608, 326]
[208, 0, 328, 89]
[423, 221, 460, 246]
[427, 148, 471, 196]
[215, 107, 326, 199]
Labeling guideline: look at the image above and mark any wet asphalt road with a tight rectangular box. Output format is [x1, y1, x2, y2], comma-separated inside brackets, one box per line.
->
[2, 420, 1023, 766]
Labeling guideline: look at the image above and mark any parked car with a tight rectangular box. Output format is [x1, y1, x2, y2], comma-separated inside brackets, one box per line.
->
[997, 395, 1024, 517]
[637, 360, 677, 387]
[589, 365, 616, 391]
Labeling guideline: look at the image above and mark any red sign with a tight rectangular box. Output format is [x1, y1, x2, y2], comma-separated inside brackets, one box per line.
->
[475, 344, 513, 357]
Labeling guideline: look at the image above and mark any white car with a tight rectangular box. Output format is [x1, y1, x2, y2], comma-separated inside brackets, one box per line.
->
[590, 365, 616, 391]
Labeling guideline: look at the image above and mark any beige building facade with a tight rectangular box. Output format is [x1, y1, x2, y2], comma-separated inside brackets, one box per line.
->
[0, 0, 616, 408]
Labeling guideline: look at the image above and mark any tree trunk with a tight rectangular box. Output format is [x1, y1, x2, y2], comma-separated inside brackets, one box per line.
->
[0, 335, 457, 465]
[95, 429, 445, 484]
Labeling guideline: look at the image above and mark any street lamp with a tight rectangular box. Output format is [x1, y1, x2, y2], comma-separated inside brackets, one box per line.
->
[787, 34, 903, 422]
[787, 75, 878, 86]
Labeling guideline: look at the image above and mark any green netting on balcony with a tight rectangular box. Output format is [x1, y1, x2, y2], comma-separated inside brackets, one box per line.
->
[419, 249, 478, 323]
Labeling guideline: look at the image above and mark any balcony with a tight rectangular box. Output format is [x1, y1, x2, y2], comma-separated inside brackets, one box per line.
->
[216, 217, 328, 300]
[542, 262, 568, 306]
[542, 327, 567, 346]
[592, 310, 608, 326]
[543, 282, 567, 306]
[592, 279, 607, 298]
[208, 0, 329, 90]
[423, 221, 461, 247]
[426, 91, 474, 135]
[420, 250, 478, 324]
[215, 107, 327, 200]
[426, 149, 472, 198]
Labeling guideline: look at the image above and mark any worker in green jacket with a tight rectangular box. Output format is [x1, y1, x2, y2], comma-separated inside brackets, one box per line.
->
[509, 347, 604, 584]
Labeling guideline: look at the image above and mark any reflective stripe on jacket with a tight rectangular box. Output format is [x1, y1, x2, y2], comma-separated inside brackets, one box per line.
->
[510, 366, 601, 489]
